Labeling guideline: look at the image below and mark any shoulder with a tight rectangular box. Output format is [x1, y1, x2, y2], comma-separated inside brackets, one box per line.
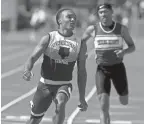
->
[120, 24, 129, 37]
[39, 33, 51, 46]
[115, 22, 129, 36]
[116, 22, 127, 31]
[49, 31, 57, 37]
[43, 31, 58, 43]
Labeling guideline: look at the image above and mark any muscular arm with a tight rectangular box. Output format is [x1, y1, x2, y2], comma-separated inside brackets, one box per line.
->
[24, 34, 50, 72]
[121, 25, 136, 54]
[77, 25, 95, 100]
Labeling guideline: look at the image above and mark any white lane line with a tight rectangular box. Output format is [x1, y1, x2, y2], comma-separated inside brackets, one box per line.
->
[89, 104, 140, 109]
[67, 49, 96, 124]
[1, 65, 24, 79]
[67, 86, 96, 124]
[1, 87, 37, 112]
[1, 59, 42, 79]
[2, 49, 32, 62]
[85, 119, 132, 124]
[2, 115, 70, 123]
[2, 115, 144, 124]
[2, 115, 52, 122]
[109, 105, 139, 109]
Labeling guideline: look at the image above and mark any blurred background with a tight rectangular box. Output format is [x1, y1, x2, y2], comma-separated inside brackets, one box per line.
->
[1, 0, 144, 42]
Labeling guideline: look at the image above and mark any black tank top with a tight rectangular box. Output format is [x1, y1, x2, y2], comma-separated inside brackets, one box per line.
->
[94, 22, 124, 65]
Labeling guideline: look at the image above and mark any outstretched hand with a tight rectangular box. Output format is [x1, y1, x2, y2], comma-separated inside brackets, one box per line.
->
[78, 98, 88, 112]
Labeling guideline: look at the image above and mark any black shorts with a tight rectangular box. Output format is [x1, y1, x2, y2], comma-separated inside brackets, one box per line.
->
[96, 62, 128, 96]
[30, 82, 72, 117]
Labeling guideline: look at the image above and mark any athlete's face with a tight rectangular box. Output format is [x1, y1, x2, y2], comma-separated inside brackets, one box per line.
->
[98, 8, 113, 26]
[59, 10, 77, 30]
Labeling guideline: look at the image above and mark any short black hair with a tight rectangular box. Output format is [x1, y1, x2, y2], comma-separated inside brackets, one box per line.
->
[56, 8, 75, 25]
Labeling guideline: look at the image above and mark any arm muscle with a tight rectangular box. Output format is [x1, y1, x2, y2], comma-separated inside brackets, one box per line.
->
[24, 34, 50, 71]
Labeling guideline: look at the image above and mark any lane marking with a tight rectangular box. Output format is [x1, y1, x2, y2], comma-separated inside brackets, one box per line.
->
[89, 104, 140, 109]
[2, 49, 32, 62]
[1, 59, 42, 79]
[1, 115, 52, 122]
[2, 115, 68, 123]
[2, 115, 144, 124]
[67, 49, 96, 124]
[109, 105, 140, 109]
[85, 119, 132, 124]
[67, 86, 96, 124]
[1, 87, 37, 112]
[1, 65, 25, 79]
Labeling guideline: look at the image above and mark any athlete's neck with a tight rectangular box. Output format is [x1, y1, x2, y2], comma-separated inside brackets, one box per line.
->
[58, 28, 73, 37]
[101, 21, 115, 30]
[101, 20, 114, 27]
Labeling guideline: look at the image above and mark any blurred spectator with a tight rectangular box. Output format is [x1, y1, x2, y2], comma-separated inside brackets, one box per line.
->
[121, 1, 133, 31]
[29, 0, 57, 42]
[87, 8, 98, 26]
[113, 1, 133, 31]
[17, 0, 32, 30]
[123, 1, 133, 18]
[137, 0, 144, 19]
[29, 7, 47, 41]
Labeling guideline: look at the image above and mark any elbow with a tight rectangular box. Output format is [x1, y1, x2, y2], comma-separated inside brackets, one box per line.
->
[128, 44, 136, 52]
